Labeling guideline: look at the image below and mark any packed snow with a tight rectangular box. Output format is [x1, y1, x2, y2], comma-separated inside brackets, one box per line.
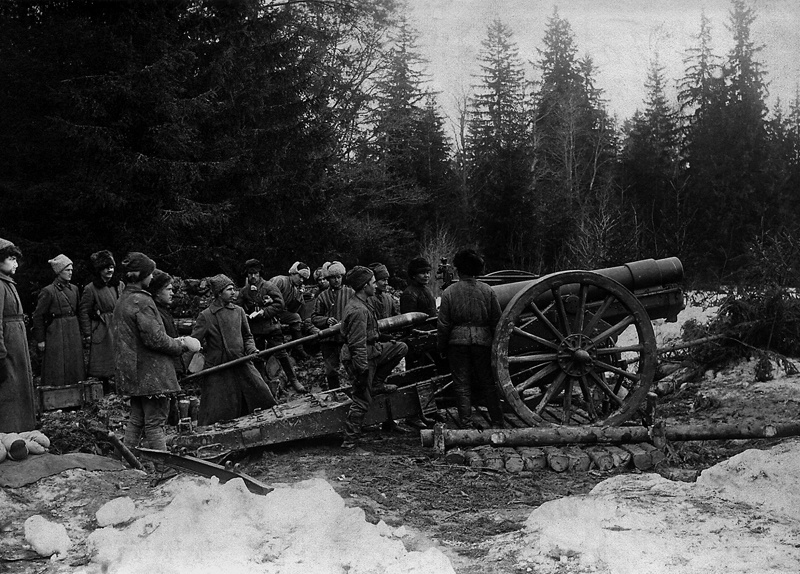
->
[502, 439, 800, 574]
[80, 477, 455, 574]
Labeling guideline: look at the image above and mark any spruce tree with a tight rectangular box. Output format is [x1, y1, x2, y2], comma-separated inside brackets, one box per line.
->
[465, 19, 532, 269]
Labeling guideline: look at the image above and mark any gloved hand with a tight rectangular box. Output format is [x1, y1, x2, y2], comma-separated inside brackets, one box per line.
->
[249, 310, 264, 320]
[327, 317, 338, 327]
[179, 336, 202, 353]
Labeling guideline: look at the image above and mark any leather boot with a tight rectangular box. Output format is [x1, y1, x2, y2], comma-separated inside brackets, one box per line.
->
[325, 372, 340, 390]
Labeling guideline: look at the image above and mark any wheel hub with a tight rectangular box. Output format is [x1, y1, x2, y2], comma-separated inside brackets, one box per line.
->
[558, 334, 596, 376]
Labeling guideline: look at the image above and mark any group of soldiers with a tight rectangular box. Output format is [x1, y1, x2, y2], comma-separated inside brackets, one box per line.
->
[0, 237, 503, 454]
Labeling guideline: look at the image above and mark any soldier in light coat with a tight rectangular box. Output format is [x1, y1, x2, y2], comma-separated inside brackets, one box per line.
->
[79, 250, 122, 391]
[113, 252, 199, 451]
[0, 239, 36, 432]
[32, 254, 85, 387]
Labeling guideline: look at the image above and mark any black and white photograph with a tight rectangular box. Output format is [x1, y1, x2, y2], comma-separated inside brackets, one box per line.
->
[2, 0, 800, 572]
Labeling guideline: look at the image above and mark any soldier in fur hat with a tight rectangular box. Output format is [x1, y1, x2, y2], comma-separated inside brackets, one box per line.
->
[311, 261, 354, 390]
[79, 250, 122, 392]
[437, 249, 503, 428]
[191, 274, 277, 425]
[340, 266, 407, 450]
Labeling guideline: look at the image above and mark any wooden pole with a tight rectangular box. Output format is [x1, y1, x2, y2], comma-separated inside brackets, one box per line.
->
[178, 311, 429, 384]
[420, 421, 800, 449]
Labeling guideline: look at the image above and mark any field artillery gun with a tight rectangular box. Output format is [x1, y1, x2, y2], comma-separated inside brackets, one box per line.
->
[169, 257, 685, 456]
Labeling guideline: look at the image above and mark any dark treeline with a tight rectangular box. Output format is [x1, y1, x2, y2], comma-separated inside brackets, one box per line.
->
[2, 0, 799, 303]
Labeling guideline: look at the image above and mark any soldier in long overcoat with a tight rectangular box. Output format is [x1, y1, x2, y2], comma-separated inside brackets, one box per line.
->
[192, 274, 277, 426]
[113, 252, 198, 451]
[0, 239, 36, 432]
[79, 250, 122, 388]
[32, 254, 85, 387]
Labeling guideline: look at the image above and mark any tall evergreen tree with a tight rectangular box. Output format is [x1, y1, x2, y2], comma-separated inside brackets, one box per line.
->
[465, 19, 532, 269]
[619, 57, 686, 258]
[531, 8, 619, 270]
[679, 0, 771, 278]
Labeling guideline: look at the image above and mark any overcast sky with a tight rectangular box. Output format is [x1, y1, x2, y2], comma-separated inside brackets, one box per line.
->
[404, 0, 800, 130]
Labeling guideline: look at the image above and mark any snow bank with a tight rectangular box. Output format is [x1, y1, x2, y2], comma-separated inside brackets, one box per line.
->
[514, 439, 800, 574]
[84, 477, 455, 574]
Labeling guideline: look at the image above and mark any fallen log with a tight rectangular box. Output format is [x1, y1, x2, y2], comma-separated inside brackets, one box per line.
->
[420, 421, 800, 449]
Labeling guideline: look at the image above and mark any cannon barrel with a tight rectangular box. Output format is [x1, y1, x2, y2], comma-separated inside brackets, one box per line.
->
[490, 257, 683, 309]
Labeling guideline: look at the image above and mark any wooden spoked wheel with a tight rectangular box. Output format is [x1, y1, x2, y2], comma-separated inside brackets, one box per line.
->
[492, 271, 657, 427]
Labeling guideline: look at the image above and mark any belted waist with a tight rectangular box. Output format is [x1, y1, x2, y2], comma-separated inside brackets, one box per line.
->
[2, 314, 24, 323]
[53, 311, 76, 318]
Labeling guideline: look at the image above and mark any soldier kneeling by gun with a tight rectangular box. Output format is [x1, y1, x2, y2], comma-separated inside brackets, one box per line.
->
[340, 266, 407, 450]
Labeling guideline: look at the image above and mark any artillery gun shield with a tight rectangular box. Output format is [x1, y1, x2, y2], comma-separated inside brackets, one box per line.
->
[492, 270, 657, 427]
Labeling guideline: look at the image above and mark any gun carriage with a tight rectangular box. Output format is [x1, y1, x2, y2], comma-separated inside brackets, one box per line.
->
[169, 257, 685, 456]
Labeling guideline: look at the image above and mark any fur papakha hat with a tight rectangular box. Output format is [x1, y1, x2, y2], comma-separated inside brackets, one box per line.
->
[121, 252, 156, 279]
[289, 261, 311, 279]
[407, 257, 431, 277]
[90, 250, 115, 271]
[453, 249, 485, 277]
[324, 261, 346, 278]
[148, 269, 173, 295]
[368, 263, 390, 281]
[346, 265, 374, 291]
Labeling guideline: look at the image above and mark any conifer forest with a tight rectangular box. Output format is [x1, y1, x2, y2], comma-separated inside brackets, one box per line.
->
[2, 0, 799, 298]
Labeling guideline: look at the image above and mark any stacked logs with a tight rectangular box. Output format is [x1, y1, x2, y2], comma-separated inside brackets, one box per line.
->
[445, 443, 665, 473]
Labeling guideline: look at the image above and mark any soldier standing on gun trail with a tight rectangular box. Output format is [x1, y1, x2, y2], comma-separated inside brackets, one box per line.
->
[191, 274, 277, 425]
[238, 259, 305, 395]
[437, 249, 504, 428]
[340, 266, 407, 450]
[311, 261, 353, 391]
[270, 261, 313, 361]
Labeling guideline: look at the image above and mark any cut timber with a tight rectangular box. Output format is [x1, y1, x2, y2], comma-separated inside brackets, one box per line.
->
[420, 422, 800, 449]
[621, 443, 655, 470]
[639, 442, 666, 467]
[564, 446, 591, 472]
[500, 448, 525, 473]
[587, 446, 614, 471]
[605, 445, 631, 469]
[516, 447, 547, 470]
[543, 447, 570, 473]
[463, 450, 482, 468]
[444, 448, 466, 465]
[481, 448, 505, 471]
